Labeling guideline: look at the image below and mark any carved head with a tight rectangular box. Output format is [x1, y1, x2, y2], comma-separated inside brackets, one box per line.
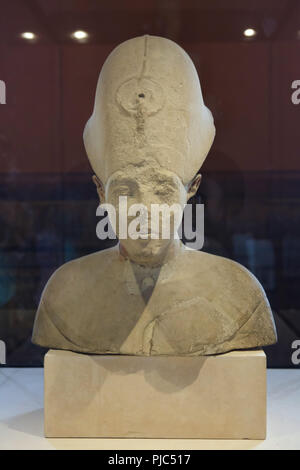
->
[84, 35, 215, 264]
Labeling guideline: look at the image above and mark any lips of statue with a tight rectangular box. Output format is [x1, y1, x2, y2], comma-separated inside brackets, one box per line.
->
[105, 164, 188, 264]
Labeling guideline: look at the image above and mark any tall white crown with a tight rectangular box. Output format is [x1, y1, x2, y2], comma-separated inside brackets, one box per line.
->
[84, 35, 215, 184]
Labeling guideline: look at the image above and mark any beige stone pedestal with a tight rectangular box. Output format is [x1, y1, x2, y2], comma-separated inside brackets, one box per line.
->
[44, 349, 266, 439]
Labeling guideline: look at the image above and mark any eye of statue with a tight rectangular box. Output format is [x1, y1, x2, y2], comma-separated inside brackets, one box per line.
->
[155, 184, 176, 196]
[117, 185, 135, 197]
[155, 189, 168, 197]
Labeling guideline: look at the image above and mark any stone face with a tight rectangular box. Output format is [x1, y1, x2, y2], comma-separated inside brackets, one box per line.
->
[44, 349, 267, 439]
[32, 35, 277, 356]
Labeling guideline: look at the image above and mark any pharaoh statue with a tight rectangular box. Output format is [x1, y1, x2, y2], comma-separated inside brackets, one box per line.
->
[32, 35, 277, 356]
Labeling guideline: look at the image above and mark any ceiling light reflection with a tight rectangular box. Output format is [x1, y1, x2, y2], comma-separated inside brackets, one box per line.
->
[243, 28, 257, 38]
[21, 32, 36, 40]
[72, 30, 89, 41]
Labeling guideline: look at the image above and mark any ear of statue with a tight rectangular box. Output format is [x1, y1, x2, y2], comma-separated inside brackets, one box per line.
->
[187, 173, 202, 201]
[92, 175, 105, 203]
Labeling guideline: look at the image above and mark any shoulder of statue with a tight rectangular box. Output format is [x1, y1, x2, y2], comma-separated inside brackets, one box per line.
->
[204, 255, 277, 350]
[31, 248, 119, 351]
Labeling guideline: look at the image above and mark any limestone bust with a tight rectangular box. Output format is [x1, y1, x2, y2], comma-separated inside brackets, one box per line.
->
[32, 35, 277, 356]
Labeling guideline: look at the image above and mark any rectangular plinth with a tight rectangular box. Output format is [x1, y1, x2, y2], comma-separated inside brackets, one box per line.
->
[44, 349, 266, 439]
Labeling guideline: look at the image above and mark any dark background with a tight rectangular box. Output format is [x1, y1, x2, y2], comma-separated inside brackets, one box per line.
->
[0, 0, 299, 367]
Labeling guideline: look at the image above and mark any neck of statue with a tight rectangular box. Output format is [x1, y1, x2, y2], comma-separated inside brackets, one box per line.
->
[118, 238, 183, 268]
